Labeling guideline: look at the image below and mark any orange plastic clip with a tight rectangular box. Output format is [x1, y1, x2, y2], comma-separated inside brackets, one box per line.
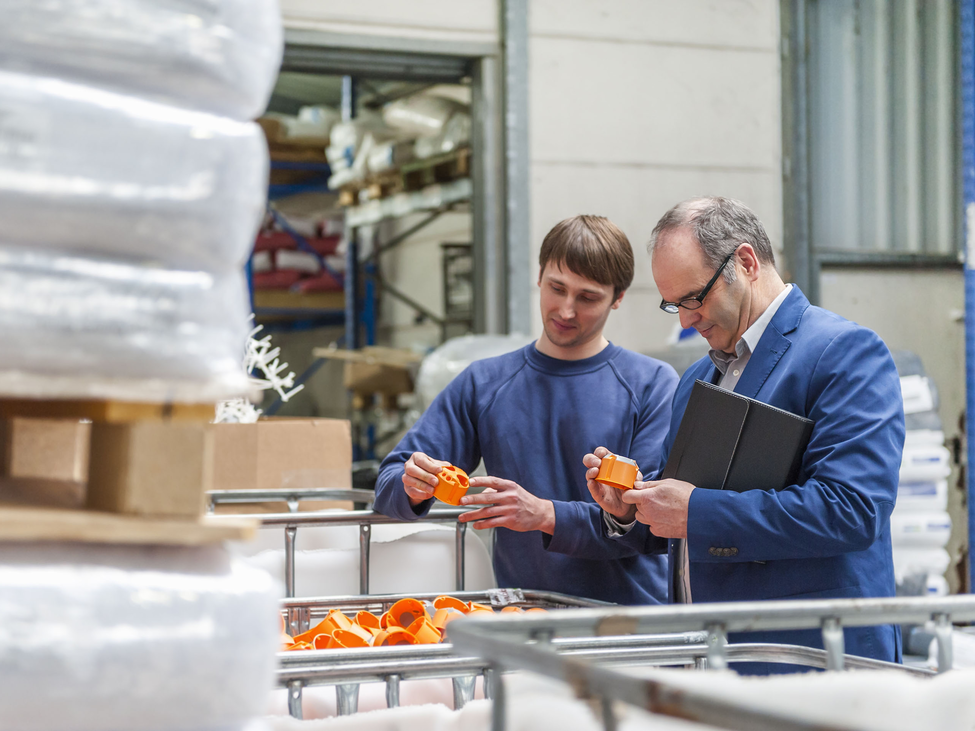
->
[594, 453, 638, 491]
[434, 464, 470, 505]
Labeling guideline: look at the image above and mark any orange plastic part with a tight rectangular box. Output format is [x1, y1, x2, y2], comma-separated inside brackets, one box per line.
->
[434, 464, 470, 505]
[594, 453, 638, 491]
[355, 611, 381, 632]
[284, 641, 312, 651]
[328, 628, 371, 649]
[407, 616, 443, 644]
[374, 627, 419, 646]
[500, 606, 524, 614]
[468, 602, 492, 613]
[389, 598, 428, 629]
[433, 595, 469, 613]
[432, 607, 464, 630]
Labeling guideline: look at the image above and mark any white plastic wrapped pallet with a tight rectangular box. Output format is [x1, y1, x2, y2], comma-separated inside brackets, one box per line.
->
[0, 245, 251, 402]
[0, 70, 268, 271]
[0, 0, 283, 120]
[0, 543, 281, 731]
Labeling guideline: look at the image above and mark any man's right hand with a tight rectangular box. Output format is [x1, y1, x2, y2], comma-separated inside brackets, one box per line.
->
[402, 451, 448, 506]
[583, 447, 638, 523]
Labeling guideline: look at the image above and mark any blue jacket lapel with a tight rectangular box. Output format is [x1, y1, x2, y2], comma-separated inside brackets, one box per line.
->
[733, 286, 809, 400]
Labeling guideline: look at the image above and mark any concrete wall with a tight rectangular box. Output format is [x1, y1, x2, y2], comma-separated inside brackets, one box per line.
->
[820, 268, 967, 592]
[527, 0, 783, 351]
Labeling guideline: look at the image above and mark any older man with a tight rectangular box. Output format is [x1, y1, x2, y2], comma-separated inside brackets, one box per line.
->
[583, 197, 905, 672]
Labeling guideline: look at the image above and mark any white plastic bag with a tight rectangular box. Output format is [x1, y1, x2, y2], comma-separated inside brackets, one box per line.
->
[0, 70, 268, 270]
[0, 543, 281, 731]
[0, 245, 251, 401]
[0, 0, 282, 120]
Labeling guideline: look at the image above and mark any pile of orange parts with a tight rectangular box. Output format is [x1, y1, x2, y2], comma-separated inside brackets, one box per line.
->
[280, 596, 548, 651]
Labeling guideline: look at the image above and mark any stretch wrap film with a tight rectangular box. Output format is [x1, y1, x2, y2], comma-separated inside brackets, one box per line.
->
[0, 544, 281, 731]
[0, 70, 268, 271]
[0, 0, 282, 120]
[0, 245, 251, 402]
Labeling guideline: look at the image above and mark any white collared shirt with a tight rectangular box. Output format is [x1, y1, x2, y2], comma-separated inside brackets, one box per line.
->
[708, 284, 792, 391]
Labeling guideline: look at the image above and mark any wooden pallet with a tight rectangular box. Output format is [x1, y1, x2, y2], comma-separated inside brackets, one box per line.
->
[0, 397, 234, 545]
[0, 506, 256, 546]
[0, 398, 214, 423]
[337, 146, 472, 206]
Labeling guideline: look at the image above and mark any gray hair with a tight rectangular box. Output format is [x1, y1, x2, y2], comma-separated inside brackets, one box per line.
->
[648, 197, 776, 283]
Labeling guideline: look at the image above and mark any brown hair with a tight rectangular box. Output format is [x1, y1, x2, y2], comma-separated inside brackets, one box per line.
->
[538, 215, 634, 298]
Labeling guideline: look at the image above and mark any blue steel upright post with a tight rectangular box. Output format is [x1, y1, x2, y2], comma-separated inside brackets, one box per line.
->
[963, 0, 975, 592]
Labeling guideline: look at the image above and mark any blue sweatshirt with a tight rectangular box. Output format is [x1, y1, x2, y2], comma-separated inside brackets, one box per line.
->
[374, 342, 678, 605]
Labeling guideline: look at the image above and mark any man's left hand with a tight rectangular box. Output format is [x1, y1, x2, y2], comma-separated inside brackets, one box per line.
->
[459, 477, 556, 534]
[620, 478, 695, 538]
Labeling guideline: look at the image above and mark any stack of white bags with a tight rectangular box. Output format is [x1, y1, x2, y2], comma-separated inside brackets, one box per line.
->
[0, 4, 287, 731]
[890, 353, 953, 596]
[0, 0, 282, 402]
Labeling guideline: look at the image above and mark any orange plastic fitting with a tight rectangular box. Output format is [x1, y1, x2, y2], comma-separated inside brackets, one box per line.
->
[595, 453, 638, 491]
[407, 616, 443, 644]
[373, 627, 418, 646]
[388, 598, 428, 629]
[434, 464, 470, 505]
[328, 628, 371, 649]
[433, 595, 469, 613]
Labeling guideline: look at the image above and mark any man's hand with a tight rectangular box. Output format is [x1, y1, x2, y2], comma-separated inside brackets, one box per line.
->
[620, 478, 694, 538]
[459, 477, 556, 534]
[402, 451, 448, 506]
[583, 447, 638, 522]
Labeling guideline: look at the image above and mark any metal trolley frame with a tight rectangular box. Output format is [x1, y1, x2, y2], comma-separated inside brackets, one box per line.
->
[208, 487, 475, 598]
[447, 594, 975, 731]
[278, 588, 620, 718]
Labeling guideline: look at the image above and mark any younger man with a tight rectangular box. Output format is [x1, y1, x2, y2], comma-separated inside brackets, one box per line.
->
[374, 216, 677, 604]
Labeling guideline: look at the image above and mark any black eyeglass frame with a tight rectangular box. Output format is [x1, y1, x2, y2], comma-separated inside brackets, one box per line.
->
[658, 247, 739, 314]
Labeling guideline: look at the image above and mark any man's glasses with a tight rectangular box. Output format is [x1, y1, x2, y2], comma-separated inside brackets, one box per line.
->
[659, 248, 738, 314]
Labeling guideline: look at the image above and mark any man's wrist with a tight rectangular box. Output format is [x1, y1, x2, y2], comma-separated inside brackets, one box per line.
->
[538, 500, 556, 535]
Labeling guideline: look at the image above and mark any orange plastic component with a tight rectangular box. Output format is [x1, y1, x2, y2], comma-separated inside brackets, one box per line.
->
[595, 453, 638, 491]
[500, 606, 524, 614]
[312, 634, 332, 650]
[284, 641, 312, 651]
[407, 616, 443, 644]
[325, 609, 354, 632]
[468, 602, 492, 613]
[355, 611, 381, 632]
[388, 598, 428, 629]
[433, 595, 469, 613]
[434, 464, 470, 505]
[432, 607, 464, 630]
[328, 629, 371, 649]
[525, 607, 548, 614]
[380, 611, 391, 629]
[374, 628, 419, 646]
[292, 619, 333, 645]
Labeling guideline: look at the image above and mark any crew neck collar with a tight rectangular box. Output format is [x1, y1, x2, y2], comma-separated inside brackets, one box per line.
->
[525, 341, 619, 375]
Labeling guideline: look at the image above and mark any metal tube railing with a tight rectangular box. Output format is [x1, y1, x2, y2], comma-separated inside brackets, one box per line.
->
[447, 595, 975, 731]
[207, 488, 479, 598]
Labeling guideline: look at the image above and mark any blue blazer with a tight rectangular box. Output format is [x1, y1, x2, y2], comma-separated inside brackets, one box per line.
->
[620, 286, 905, 671]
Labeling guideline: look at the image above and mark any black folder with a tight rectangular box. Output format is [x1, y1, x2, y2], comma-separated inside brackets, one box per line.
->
[662, 380, 814, 492]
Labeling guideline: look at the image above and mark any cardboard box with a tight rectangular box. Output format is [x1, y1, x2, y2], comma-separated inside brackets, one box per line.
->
[312, 347, 421, 395]
[209, 418, 353, 514]
[0, 418, 90, 509]
[86, 422, 213, 518]
[0, 417, 90, 482]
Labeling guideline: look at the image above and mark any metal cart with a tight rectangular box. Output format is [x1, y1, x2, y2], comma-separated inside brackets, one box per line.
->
[278, 588, 627, 718]
[208, 487, 475, 597]
[447, 594, 975, 731]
